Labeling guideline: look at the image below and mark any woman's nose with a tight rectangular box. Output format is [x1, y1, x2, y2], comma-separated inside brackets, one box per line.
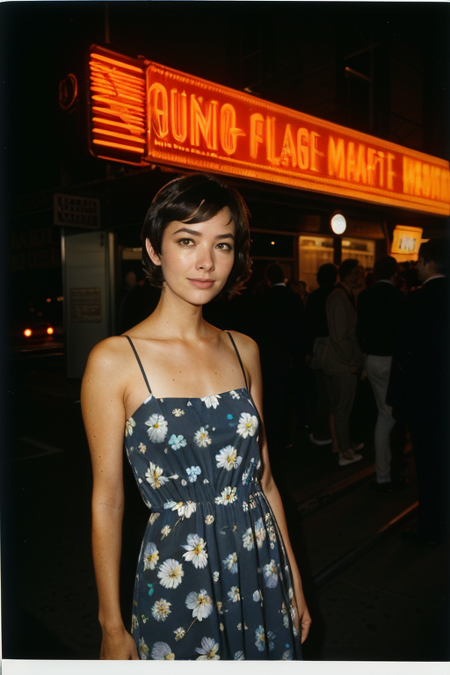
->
[196, 246, 215, 271]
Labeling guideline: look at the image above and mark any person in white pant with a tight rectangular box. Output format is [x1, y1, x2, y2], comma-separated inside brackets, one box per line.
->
[356, 256, 403, 492]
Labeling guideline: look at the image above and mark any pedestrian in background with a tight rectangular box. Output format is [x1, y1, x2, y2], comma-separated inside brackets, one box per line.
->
[324, 258, 364, 466]
[387, 238, 449, 547]
[356, 256, 403, 492]
[256, 263, 306, 490]
[305, 263, 338, 450]
[298, 280, 310, 311]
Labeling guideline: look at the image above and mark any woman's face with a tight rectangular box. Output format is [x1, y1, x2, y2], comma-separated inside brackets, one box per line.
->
[343, 265, 360, 289]
[146, 206, 236, 306]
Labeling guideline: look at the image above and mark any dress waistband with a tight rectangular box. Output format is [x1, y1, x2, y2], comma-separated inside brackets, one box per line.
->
[146, 489, 266, 518]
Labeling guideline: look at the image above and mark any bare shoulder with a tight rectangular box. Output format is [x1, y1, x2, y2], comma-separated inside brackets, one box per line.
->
[81, 336, 131, 424]
[226, 330, 260, 364]
[83, 336, 130, 383]
[226, 330, 258, 351]
[226, 331, 263, 406]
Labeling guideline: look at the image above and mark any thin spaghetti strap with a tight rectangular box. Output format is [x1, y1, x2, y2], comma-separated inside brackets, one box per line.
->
[225, 331, 249, 390]
[124, 336, 152, 395]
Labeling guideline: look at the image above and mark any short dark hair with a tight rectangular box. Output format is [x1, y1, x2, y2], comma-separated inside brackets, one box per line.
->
[265, 263, 285, 285]
[317, 263, 337, 287]
[338, 258, 359, 281]
[374, 256, 398, 281]
[141, 174, 252, 297]
[419, 238, 449, 275]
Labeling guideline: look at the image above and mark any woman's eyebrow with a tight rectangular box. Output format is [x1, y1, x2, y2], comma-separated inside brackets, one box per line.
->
[172, 226, 201, 236]
[216, 232, 234, 241]
[172, 227, 235, 240]
[216, 232, 235, 240]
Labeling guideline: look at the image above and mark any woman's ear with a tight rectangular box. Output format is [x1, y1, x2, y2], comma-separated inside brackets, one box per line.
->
[145, 238, 161, 266]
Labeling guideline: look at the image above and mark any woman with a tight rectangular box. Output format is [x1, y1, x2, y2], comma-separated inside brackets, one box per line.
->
[81, 174, 311, 660]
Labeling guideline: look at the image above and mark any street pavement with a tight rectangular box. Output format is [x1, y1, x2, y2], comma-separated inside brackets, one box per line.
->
[2, 357, 449, 661]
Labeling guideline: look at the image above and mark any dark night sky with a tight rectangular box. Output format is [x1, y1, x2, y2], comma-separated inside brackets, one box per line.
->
[1, 1, 449, 202]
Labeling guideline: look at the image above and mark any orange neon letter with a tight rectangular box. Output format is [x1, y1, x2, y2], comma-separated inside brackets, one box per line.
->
[220, 104, 243, 156]
[280, 124, 297, 168]
[355, 144, 367, 183]
[414, 161, 423, 196]
[266, 116, 280, 164]
[327, 137, 345, 178]
[421, 163, 432, 198]
[297, 129, 309, 170]
[346, 142, 356, 181]
[375, 151, 385, 187]
[148, 82, 169, 138]
[387, 153, 396, 190]
[190, 95, 218, 150]
[367, 148, 377, 185]
[403, 157, 416, 194]
[250, 113, 265, 159]
[170, 89, 187, 143]
[310, 132, 323, 172]
[431, 167, 441, 200]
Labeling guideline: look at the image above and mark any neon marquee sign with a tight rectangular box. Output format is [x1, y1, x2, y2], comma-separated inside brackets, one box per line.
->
[88, 45, 450, 216]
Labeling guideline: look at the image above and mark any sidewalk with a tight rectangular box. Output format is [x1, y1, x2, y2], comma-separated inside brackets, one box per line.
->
[312, 533, 449, 661]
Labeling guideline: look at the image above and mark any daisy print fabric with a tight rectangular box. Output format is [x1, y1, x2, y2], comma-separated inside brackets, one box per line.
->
[123, 334, 302, 660]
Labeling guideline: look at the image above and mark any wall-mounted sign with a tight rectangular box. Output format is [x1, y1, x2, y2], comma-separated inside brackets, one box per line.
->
[88, 45, 450, 216]
[54, 193, 101, 229]
[70, 287, 102, 322]
[87, 49, 146, 162]
[59, 73, 78, 111]
[391, 225, 423, 261]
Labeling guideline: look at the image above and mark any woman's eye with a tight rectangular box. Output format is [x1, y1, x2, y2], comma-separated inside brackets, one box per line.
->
[178, 238, 194, 247]
[216, 243, 233, 251]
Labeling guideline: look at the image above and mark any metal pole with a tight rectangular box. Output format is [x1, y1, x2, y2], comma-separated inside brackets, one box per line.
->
[369, 33, 374, 133]
[333, 237, 342, 266]
[105, 2, 110, 44]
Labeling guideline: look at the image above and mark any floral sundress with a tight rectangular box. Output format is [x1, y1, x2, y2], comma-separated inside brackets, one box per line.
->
[123, 333, 302, 660]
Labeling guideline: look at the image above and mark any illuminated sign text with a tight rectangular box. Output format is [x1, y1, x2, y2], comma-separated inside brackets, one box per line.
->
[88, 46, 450, 216]
[391, 225, 423, 259]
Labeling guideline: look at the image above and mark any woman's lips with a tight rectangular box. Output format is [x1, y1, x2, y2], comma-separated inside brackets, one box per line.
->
[187, 278, 216, 289]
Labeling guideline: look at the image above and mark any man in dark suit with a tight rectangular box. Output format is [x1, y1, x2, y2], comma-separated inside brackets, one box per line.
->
[256, 263, 306, 490]
[387, 238, 449, 547]
[356, 256, 403, 492]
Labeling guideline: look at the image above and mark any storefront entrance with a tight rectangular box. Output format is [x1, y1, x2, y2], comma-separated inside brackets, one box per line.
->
[299, 235, 376, 291]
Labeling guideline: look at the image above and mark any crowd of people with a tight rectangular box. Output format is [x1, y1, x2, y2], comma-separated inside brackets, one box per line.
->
[297, 238, 448, 549]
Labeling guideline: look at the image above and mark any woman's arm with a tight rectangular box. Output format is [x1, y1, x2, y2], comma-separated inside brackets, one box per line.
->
[81, 339, 139, 660]
[230, 332, 312, 644]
